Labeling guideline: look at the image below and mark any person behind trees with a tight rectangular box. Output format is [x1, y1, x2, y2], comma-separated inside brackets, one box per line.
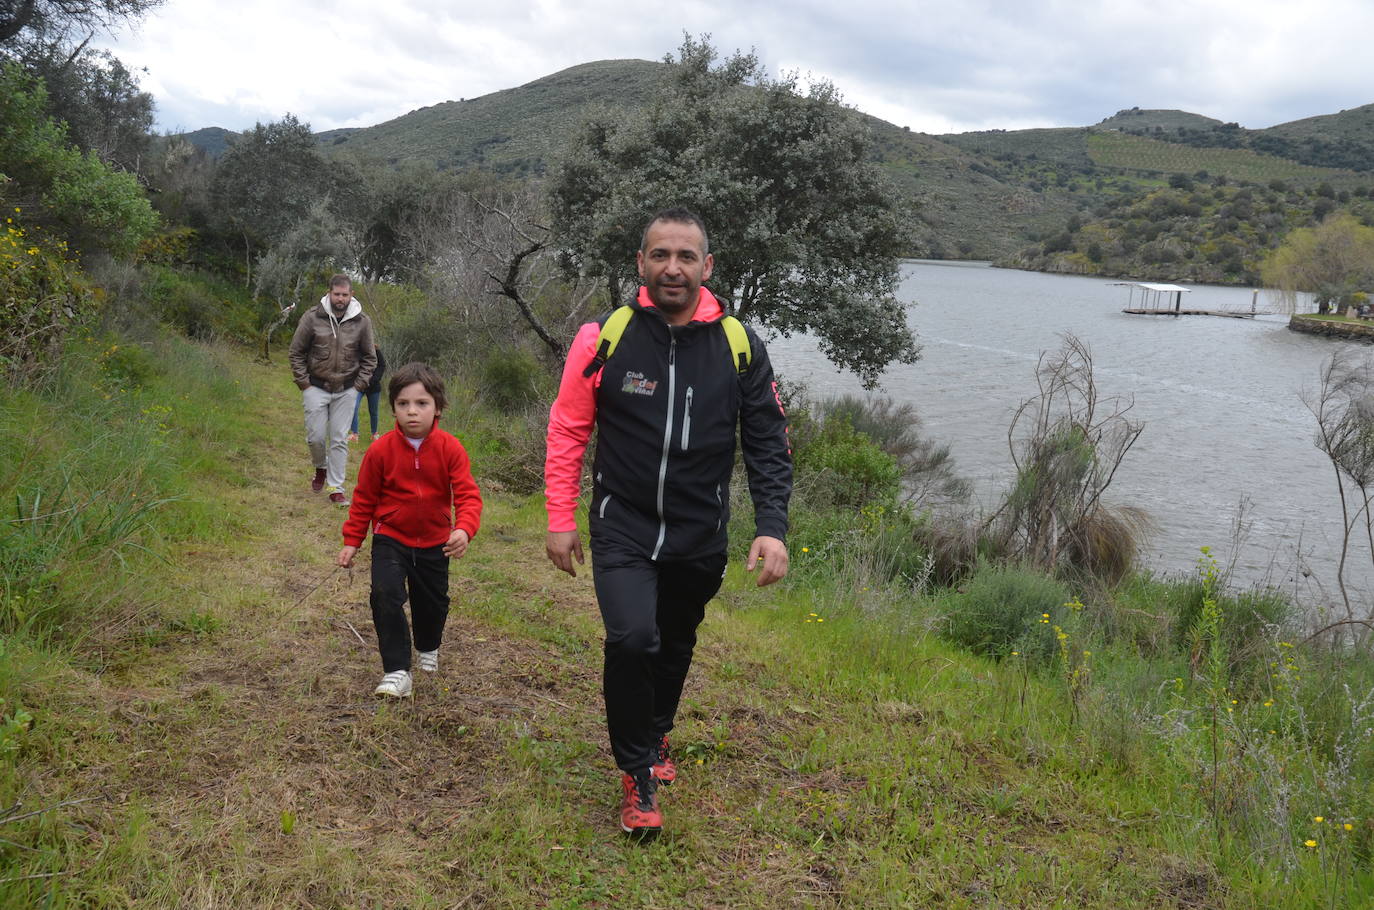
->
[288, 274, 377, 506]
[544, 207, 793, 836]
[349, 343, 387, 443]
[337, 362, 483, 698]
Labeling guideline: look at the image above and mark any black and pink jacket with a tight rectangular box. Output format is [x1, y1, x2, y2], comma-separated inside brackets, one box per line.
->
[545, 287, 791, 560]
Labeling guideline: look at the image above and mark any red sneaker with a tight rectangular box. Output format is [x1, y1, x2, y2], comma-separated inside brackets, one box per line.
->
[311, 468, 326, 493]
[651, 734, 676, 786]
[619, 772, 662, 835]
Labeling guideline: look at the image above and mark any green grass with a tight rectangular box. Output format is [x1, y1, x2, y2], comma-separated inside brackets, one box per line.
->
[4, 334, 1374, 907]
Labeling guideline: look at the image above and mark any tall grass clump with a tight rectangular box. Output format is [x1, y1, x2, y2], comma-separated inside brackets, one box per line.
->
[0, 330, 251, 646]
[781, 392, 945, 593]
[941, 562, 1070, 664]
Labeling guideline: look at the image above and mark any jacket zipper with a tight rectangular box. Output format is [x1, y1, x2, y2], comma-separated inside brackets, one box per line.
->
[652, 333, 677, 560]
[682, 387, 693, 450]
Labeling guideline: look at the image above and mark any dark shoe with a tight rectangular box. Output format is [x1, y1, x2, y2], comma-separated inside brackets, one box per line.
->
[328, 490, 350, 507]
[619, 771, 662, 835]
[651, 734, 676, 786]
[311, 467, 326, 493]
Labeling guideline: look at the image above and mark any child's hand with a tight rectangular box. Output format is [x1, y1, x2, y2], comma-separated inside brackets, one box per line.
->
[443, 529, 470, 559]
[337, 545, 358, 568]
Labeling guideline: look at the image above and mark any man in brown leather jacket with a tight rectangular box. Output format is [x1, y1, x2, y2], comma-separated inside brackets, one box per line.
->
[288, 274, 377, 506]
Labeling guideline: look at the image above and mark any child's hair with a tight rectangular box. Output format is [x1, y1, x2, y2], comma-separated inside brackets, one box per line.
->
[389, 362, 448, 412]
[328, 273, 352, 290]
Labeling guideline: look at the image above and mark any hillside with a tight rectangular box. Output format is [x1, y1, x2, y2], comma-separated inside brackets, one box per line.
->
[1266, 102, 1374, 142]
[177, 58, 1374, 266]
[321, 58, 665, 176]
[1095, 107, 1228, 131]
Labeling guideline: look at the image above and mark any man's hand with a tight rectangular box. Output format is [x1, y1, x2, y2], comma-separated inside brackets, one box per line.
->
[546, 529, 584, 577]
[745, 535, 788, 586]
[337, 545, 358, 568]
[444, 528, 470, 559]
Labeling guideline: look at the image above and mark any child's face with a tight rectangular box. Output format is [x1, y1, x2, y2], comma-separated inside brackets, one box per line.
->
[392, 382, 439, 439]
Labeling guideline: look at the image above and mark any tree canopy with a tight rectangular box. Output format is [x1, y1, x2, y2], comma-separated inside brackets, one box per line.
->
[209, 114, 342, 275]
[548, 35, 919, 388]
[0, 0, 162, 46]
[1261, 213, 1374, 314]
[0, 61, 156, 257]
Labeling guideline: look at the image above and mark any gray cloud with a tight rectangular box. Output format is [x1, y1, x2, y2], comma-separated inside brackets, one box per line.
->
[96, 0, 1374, 135]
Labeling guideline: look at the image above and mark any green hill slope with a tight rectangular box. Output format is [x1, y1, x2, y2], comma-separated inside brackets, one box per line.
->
[322, 58, 665, 175]
[177, 59, 1374, 267]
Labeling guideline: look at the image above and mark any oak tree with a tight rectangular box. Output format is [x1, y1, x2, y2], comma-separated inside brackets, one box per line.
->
[548, 35, 919, 388]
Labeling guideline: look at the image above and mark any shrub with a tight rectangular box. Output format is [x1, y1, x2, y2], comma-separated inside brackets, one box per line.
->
[811, 394, 969, 506]
[1167, 577, 1294, 685]
[793, 417, 900, 511]
[480, 348, 550, 415]
[143, 267, 257, 342]
[384, 302, 469, 375]
[0, 63, 158, 258]
[0, 210, 91, 385]
[466, 406, 548, 496]
[942, 562, 1070, 664]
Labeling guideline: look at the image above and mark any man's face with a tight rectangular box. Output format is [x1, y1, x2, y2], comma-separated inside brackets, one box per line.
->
[636, 220, 713, 321]
[328, 285, 351, 313]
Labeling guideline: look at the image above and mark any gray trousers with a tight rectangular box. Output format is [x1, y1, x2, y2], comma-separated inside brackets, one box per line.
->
[303, 385, 357, 491]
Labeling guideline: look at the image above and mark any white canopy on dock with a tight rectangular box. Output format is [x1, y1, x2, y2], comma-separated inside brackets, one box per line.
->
[1115, 281, 1192, 313]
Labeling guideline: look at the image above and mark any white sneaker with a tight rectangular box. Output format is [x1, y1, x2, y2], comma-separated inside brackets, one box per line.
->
[417, 649, 439, 672]
[374, 670, 412, 697]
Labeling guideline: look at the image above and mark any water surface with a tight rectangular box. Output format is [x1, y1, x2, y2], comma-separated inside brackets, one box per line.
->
[768, 261, 1366, 603]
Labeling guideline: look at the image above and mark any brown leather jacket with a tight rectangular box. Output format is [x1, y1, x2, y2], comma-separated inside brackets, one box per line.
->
[288, 296, 377, 393]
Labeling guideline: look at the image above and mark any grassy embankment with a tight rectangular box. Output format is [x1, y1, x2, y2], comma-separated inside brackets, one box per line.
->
[2, 331, 1374, 907]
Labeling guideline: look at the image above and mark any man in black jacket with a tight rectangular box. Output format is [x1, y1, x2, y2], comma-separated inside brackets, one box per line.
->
[544, 208, 792, 835]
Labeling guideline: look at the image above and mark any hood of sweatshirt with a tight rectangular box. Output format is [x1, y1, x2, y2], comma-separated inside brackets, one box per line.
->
[318, 294, 364, 338]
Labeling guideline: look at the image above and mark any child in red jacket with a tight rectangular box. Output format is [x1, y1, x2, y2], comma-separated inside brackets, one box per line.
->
[337, 362, 483, 697]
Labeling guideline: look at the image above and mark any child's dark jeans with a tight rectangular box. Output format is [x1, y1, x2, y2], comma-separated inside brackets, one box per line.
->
[370, 533, 449, 672]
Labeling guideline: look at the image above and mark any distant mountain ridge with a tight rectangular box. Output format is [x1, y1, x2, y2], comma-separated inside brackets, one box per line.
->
[174, 60, 1374, 262]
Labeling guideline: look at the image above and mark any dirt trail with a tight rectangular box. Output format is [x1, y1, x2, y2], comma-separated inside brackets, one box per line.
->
[56, 359, 617, 900]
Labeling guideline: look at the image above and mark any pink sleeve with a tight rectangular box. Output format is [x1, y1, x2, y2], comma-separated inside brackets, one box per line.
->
[544, 323, 601, 532]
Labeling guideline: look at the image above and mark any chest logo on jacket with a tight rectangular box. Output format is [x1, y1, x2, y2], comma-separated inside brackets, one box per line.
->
[620, 371, 659, 397]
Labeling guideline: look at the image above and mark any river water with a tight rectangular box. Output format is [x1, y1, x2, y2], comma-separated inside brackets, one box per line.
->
[767, 260, 1370, 604]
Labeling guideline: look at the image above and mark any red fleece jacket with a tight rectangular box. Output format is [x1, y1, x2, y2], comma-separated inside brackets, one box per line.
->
[342, 422, 483, 549]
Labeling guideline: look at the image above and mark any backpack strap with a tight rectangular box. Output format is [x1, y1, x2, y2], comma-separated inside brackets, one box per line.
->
[581, 305, 636, 378]
[720, 315, 752, 374]
[581, 306, 753, 377]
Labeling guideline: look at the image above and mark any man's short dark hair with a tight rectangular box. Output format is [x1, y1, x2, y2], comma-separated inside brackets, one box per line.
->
[640, 207, 710, 254]
[329, 273, 352, 290]
[389, 362, 448, 412]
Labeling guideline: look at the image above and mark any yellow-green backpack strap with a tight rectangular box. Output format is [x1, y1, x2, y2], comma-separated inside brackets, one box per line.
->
[721, 315, 752, 374]
[581, 305, 636, 378]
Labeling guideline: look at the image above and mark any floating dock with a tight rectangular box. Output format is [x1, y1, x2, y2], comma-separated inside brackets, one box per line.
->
[1115, 282, 1272, 318]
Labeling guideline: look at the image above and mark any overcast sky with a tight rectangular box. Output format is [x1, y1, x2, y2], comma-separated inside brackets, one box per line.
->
[95, 0, 1373, 137]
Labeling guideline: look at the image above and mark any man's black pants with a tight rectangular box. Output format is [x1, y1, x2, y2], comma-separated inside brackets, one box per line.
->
[370, 533, 450, 673]
[591, 538, 726, 774]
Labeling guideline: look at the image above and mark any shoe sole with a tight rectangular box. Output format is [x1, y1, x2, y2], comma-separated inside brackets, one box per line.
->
[620, 822, 661, 838]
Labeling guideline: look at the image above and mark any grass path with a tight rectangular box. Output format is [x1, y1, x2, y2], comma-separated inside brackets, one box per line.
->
[35, 355, 1230, 908]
